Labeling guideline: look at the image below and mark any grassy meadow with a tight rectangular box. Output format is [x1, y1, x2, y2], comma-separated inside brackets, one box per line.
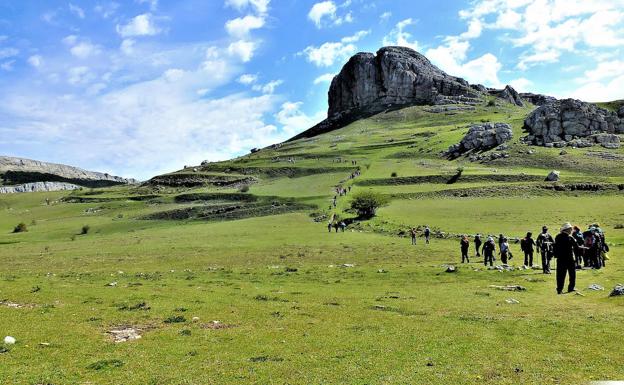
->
[1, 101, 624, 384]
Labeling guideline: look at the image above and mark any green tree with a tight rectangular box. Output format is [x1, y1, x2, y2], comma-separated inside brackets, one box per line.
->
[350, 191, 389, 218]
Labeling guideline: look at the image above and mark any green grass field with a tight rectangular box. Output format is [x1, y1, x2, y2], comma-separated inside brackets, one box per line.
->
[2, 101, 624, 384]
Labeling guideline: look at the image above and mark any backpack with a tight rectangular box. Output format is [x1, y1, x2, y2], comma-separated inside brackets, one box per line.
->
[520, 238, 527, 252]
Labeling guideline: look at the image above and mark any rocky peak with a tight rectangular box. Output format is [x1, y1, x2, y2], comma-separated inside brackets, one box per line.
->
[488, 85, 524, 107]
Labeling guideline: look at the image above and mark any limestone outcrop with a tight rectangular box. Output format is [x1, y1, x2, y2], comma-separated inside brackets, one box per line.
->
[446, 123, 513, 158]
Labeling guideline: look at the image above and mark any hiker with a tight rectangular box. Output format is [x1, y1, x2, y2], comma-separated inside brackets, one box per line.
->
[536, 226, 555, 274]
[340, 221, 346, 232]
[483, 236, 496, 266]
[474, 234, 482, 257]
[460, 235, 470, 263]
[572, 226, 584, 269]
[500, 237, 510, 264]
[520, 232, 536, 267]
[410, 228, 417, 245]
[327, 221, 333, 233]
[498, 234, 505, 250]
[584, 226, 601, 269]
[334, 222, 340, 233]
[554, 222, 580, 294]
[424, 226, 431, 244]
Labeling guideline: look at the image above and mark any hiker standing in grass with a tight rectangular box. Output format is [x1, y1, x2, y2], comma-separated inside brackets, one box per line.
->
[460, 235, 470, 263]
[554, 222, 579, 294]
[328, 221, 333, 233]
[521, 232, 536, 267]
[340, 221, 346, 232]
[410, 228, 417, 245]
[424, 226, 431, 244]
[537, 226, 555, 274]
[334, 221, 340, 233]
[483, 236, 496, 266]
[474, 234, 482, 257]
[500, 237, 510, 264]
[572, 226, 584, 269]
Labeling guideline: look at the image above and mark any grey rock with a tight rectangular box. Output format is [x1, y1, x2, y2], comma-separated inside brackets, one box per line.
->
[291, 46, 478, 140]
[618, 106, 624, 118]
[446, 123, 513, 156]
[546, 170, 560, 182]
[0, 181, 81, 194]
[471, 84, 488, 93]
[520, 93, 557, 106]
[524, 99, 624, 148]
[609, 284, 624, 297]
[488, 85, 524, 107]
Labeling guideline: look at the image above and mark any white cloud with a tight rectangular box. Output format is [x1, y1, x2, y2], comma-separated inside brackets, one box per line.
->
[238, 73, 258, 85]
[225, 0, 270, 15]
[67, 66, 94, 85]
[252, 79, 283, 94]
[1, 60, 15, 71]
[302, 30, 368, 67]
[570, 74, 624, 102]
[28, 55, 43, 68]
[120, 39, 136, 55]
[313, 73, 335, 84]
[382, 18, 419, 50]
[426, 38, 502, 87]
[508, 77, 533, 92]
[69, 3, 85, 18]
[70, 41, 101, 59]
[308, 1, 352, 28]
[228, 40, 256, 62]
[380, 11, 392, 22]
[581, 60, 624, 83]
[137, 0, 159, 11]
[0, 47, 18, 59]
[275, 102, 325, 137]
[225, 15, 265, 38]
[116, 13, 162, 37]
[94, 3, 119, 18]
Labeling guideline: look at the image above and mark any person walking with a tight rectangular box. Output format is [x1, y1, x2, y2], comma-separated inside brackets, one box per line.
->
[334, 221, 340, 233]
[500, 237, 510, 264]
[410, 228, 417, 245]
[340, 221, 346, 232]
[572, 226, 584, 269]
[483, 236, 496, 266]
[460, 235, 470, 263]
[474, 234, 482, 257]
[554, 222, 580, 294]
[537, 226, 555, 274]
[327, 221, 333, 233]
[424, 226, 431, 244]
[521, 232, 536, 267]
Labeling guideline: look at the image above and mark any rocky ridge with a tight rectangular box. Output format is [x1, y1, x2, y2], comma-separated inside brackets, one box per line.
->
[523, 99, 624, 149]
[446, 123, 514, 159]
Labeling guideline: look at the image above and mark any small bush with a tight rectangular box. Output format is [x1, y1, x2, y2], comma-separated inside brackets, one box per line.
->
[350, 191, 389, 218]
[87, 359, 124, 370]
[164, 315, 186, 323]
[487, 99, 496, 107]
[13, 223, 27, 233]
[614, 224, 624, 229]
[81, 225, 90, 235]
[391, 172, 398, 178]
[239, 185, 250, 193]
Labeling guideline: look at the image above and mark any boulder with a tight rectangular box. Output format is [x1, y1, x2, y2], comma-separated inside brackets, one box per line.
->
[520, 93, 557, 106]
[524, 99, 624, 147]
[488, 85, 524, 107]
[609, 284, 624, 297]
[546, 170, 560, 182]
[446, 123, 513, 157]
[618, 105, 624, 119]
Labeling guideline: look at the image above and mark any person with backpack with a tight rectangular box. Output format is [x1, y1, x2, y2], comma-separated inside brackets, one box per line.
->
[536, 225, 555, 274]
[340, 221, 346, 232]
[474, 234, 482, 257]
[409, 227, 417, 245]
[424, 226, 431, 244]
[327, 221, 333, 233]
[521, 232, 536, 267]
[554, 222, 580, 294]
[572, 226, 584, 269]
[483, 236, 496, 266]
[460, 235, 470, 263]
[585, 227, 601, 268]
[500, 237, 510, 264]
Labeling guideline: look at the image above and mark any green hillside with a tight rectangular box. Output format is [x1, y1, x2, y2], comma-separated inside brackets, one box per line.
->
[2, 99, 624, 384]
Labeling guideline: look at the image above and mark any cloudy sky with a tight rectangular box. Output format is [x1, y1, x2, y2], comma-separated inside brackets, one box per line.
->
[0, 0, 623, 179]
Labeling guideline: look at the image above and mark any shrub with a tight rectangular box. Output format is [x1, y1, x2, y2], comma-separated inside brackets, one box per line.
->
[391, 172, 398, 178]
[13, 223, 27, 233]
[164, 315, 186, 323]
[350, 191, 389, 218]
[239, 185, 250, 193]
[81, 225, 90, 235]
[487, 99, 496, 107]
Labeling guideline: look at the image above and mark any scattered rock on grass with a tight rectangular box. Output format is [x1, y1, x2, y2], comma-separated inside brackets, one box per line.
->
[0, 300, 34, 309]
[201, 320, 234, 330]
[505, 298, 520, 304]
[445, 266, 457, 273]
[588, 284, 604, 291]
[341, 264, 355, 268]
[609, 284, 624, 297]
[108, 327, 142, 343]
[545, 170, 560, 182]
[3, 336, 16, 344]
[489, 285, 526, 292]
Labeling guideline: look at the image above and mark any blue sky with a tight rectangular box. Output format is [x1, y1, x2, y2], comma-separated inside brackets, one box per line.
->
[0, 0, 623, 179]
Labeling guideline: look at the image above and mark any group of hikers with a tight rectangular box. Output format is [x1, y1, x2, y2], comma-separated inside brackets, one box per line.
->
[407, 222, 610, 294]
[328, 220, 347, 233]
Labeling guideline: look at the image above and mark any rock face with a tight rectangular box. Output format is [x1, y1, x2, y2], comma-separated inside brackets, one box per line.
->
[523, 99, 624, 148]
[488, 86, 523, 107]
[446, 123, 513, 157]
[520, 93, 557, 106]
[0, 182, 81, 194]
[290, 46, 479, 140]
[545, 170, 560, 182]
[0, 156, 137, 193]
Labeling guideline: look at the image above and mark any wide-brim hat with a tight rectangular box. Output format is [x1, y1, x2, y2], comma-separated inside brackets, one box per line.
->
[561, 222, 573, 232]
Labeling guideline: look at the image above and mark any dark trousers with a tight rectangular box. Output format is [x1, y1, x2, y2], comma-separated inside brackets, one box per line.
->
[524, 251, 533, 267]
[475, 243, 481, 257]
[484, 251, 493, 266]
[411, 237, 416, 245]
[556, 259, 576, 293]
[541, 251, 551, 274]
[501, 251, 508, 264]
[461, 248, 469, 263]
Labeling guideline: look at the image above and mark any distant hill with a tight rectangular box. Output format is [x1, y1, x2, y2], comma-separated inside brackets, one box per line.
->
[0, 156, 137, 193]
